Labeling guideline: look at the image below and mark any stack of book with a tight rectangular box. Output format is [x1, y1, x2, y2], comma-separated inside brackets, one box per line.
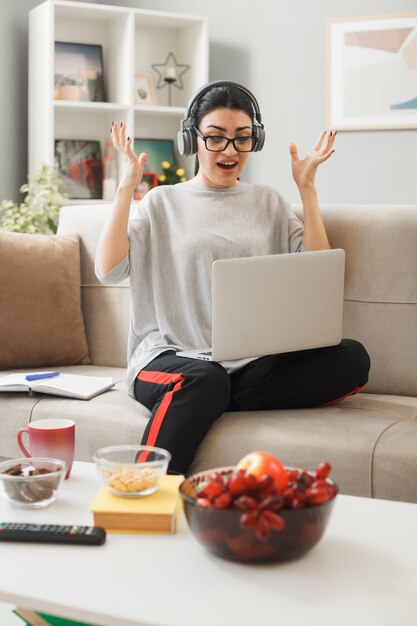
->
[90, 474, 184, 533]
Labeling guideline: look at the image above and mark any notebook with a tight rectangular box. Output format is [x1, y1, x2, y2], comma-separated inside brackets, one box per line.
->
[0, 372, 114, 400]
[177, 249, 345, 362]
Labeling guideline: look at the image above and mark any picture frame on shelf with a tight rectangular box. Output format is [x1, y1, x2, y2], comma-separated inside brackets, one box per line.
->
[327, 14, 417, 130]
[55, 139, 103, 199]
[134, 171, 159, 200]
[54, 42, 106, 102]
[133, 139, 176, 176]
[134, 73, 157, 106]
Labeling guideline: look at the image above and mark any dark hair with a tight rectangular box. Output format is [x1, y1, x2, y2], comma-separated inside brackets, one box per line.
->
[190, 85, 255, 175]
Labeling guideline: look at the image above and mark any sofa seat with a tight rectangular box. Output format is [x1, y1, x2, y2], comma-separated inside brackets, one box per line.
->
[1, 363, 416, 503]
[189, 392, 417, 503]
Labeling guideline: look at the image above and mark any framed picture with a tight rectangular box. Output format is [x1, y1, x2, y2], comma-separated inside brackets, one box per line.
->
[54, 42, 105, 102]
[134, 171, 159, 200]
[327, 14, 417, 130]
[133, 138, 176, 176]
[134, 73, 157, 105]
[55, 139, 103, 199]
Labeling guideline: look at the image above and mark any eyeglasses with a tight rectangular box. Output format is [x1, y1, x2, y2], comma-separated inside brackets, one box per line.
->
[193, 126, 256, 152]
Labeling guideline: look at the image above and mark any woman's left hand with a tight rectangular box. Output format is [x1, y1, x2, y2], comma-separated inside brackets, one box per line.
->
[290, 130, 336, 191]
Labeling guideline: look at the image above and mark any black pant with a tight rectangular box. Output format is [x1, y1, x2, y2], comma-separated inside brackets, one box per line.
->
[134, 339, 370, 474]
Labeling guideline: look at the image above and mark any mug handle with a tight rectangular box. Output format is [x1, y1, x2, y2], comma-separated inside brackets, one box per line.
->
[17, 428, 32, 457]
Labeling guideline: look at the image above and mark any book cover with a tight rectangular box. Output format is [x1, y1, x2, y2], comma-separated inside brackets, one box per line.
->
[90, 474, 184, 533]
[14, 608, 98, 626]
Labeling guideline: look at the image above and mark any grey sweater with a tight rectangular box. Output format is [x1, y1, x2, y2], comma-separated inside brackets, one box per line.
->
[96, 182, 306, 396]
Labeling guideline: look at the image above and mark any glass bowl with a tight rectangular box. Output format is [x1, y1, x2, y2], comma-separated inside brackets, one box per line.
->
[0, 457, 67, 509]
[93, 445, 172, 498]
[179, 466, 337, 563]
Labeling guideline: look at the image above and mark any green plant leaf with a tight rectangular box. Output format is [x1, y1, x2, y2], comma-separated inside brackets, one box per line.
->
[0, 163, 67, 234]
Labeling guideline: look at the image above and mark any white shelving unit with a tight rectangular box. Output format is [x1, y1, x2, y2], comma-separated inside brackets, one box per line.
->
[28, 0, 208, 201]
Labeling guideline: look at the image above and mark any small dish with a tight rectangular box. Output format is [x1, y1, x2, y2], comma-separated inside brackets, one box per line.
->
[0, 457, 67, 509]
[93, 445, 171, 498]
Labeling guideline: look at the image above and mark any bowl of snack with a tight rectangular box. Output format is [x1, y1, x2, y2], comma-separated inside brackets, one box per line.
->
[93, 444, 172, 498]
[0, 457, 67, 509]
[179, 451, 337, 563]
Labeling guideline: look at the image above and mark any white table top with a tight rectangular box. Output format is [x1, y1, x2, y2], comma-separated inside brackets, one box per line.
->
[0, 461, 416, 626]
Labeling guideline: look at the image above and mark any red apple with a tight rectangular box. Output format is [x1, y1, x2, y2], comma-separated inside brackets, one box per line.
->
[236, 451, 289, 493]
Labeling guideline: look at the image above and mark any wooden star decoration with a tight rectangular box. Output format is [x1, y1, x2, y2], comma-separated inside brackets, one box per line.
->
[151, 52, 190, 90]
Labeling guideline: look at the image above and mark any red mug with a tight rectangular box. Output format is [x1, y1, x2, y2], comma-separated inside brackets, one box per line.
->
[17, 419, 75, 479]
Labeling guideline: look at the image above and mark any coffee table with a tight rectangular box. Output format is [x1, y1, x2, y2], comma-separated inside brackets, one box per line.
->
[0, 461, 416, 626]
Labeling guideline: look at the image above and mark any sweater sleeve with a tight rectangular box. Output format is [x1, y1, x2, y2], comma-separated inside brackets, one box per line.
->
[281, 194, 308, 253]
[95, 254, 130, 284]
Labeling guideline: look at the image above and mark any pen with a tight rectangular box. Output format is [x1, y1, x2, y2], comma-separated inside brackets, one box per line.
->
[25, 372, 60, 382]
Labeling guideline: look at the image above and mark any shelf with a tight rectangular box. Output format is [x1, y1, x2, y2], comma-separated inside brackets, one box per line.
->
[54, 101, 130, 112]
[53, 102, 184, 116]
[29, 0, 208, 193]
[55, 1, 128, 22]
[133, 105, 185, 116]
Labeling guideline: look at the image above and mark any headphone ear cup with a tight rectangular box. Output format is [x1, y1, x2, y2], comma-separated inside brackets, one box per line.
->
[253, 127, 265, 152]
[177, 128, 197, 156]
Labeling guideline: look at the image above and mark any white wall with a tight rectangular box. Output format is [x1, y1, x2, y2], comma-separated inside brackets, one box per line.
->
[0, 0, 39, 203]
[1, 0, 416, 204]
[0, 0, 93, 203]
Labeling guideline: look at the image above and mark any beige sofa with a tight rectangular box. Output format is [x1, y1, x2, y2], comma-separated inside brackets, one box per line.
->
[1, 203, 416, 503]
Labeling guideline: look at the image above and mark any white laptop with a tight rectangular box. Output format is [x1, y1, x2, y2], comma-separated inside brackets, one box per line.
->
[176, 249, 345, 362]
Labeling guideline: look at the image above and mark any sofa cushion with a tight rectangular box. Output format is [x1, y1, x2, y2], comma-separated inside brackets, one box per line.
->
[188, 393, 417, 502]
[58, 204, 129, 367]
[0, 231, 90, 369]
[293, 205, 417, 396]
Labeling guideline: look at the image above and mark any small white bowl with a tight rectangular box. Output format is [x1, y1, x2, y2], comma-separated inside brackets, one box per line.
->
[93, 445, 171, 498]
[0, 457, 67, 509]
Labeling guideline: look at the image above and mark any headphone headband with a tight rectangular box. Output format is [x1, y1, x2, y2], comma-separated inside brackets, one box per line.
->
[177, 80, 265, 156]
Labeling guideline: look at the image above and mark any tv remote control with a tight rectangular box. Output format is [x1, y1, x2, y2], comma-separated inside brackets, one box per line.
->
[0, 522, 106, 545]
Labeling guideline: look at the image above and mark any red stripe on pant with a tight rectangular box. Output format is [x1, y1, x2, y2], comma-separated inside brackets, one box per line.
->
[136, 370, 184, 461]
[319, 384, 366, 407]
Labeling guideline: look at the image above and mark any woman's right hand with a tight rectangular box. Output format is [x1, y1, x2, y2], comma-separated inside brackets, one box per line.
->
[111, 121, 148, 190]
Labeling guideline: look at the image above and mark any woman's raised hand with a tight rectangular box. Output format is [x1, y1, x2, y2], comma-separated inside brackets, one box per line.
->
[289, 130, 336, 191]
[111, 121, 148, 190]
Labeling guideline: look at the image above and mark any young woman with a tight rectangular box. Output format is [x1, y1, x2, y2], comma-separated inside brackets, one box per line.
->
[96, 81, 370, 474]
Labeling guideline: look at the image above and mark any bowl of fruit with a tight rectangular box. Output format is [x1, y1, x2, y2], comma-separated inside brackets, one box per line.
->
[179, 451, 337, 563]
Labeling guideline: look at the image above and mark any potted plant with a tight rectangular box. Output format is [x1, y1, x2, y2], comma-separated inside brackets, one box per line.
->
[0, 163, 68, 234]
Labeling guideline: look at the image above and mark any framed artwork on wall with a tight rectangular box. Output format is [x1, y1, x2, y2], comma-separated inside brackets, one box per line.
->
[54, 42, 105, 102]
[327, 13, 417, 130]
[134, 73, 157, 105]
[133, 139, 176, 175]
[55, 139, 103, 199]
